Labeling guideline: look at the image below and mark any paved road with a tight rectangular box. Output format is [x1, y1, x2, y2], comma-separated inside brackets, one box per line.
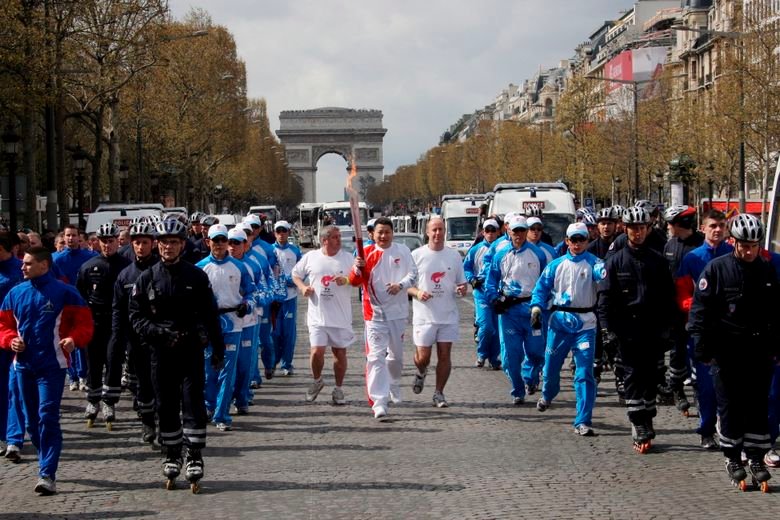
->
[1, 295, 778, 519]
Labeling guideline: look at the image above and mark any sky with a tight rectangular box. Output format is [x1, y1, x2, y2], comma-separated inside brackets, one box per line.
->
[169, 0, 634, 201]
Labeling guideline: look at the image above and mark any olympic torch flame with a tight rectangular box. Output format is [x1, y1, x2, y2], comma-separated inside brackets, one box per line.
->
[346, 157, 365, 260]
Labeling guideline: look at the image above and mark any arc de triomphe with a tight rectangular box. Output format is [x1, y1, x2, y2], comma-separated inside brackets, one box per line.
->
[276, 107, 387, 202]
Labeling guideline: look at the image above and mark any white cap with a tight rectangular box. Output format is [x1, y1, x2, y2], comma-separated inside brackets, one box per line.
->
[240, 223, 253, 235]
[504, 211, 518, 223]
[243, 214, 261, 226]
[274, 220, 292, 231]
[527, 217, 543, 228]
[566, 222, 589, 238]
[208, 224, 229, 239]
[366, 218, 377, 229]
[508, 215, 529, 230]
[227, 227, 248, 242]
[482, 218, 499, 230]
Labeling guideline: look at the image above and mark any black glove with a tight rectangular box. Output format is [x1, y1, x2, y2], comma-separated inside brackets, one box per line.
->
[165, 331, 184, 349]
[492, 295, 508, 314]
[601, 329, 619, 353]
[210, 350, 225, 371]
[470, 278, 483, 290]
[236, 302, 249, 318]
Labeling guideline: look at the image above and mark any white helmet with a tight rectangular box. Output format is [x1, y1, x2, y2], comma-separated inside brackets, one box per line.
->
[730, 214, 764, 242]
[622, 206, 651, 225]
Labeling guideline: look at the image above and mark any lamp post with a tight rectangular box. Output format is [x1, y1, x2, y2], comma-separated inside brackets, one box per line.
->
[2, 126, 21, 232]
[654, 171, 665, 205]
[71, 145, 87, 229]
[119, 161, 129, 202]
[613, 176, 622, 205]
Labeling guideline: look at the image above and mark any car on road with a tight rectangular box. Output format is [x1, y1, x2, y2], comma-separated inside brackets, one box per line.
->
[393, 232, 423, 251]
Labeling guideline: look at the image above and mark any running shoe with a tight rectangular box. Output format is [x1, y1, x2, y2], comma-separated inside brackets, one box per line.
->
[433, 391, 448, 408]
[332, 387, 346, 405]
[574, 424, 595, 437]
[34, 476, 56, 495]
[305, 379, 325, 402]
[412, 370, 427, 394]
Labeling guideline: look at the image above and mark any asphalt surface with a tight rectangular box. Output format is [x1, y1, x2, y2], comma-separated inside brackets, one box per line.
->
[1, 294, 778, 519]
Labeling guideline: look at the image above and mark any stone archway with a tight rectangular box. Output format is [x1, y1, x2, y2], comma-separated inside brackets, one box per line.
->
[276, 107, 387, 202]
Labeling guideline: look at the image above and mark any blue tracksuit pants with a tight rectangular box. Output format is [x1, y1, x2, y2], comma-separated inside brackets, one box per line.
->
[5, 364, 26, 448]
[498, 305, 544, 399]
[0, 350, 11, 442]
[474, 293, 500, 366]
[15, 365, 66, 479]
[541, 327, 597, 427]
[252, 305, 274, 381]
[205, 331, 241, 426]
[67, 348, 87, 382]
[233, 325, 256, 409]
[273, 298, 297, 371]
[688, 340, 717, 437]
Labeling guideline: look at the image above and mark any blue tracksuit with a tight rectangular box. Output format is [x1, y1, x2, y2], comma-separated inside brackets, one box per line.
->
[677, 241, 733, 438]
[52, 247, 97, 383]
[246, 250, 274, 386]
[0, 271, 93, 480]
[272, 242, 302, 371]
[531, 251, 605, 427]
[196, 254, 256, 426]
[0, 256, 23, 447]
[464, 239, 500, 366]
[252, 237, 278, 270]
[484, 239, 547, 399]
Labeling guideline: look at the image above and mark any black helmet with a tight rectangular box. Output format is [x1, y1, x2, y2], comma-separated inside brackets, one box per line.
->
[190, 211, 206, 224]
[96, 223, 120, 238]
[155, 219, 187, 239]
[730, 214, 764, 242]
[129, 222, 157, 238]
[201, 215, 219, 227]
[622, 207, 651, 225]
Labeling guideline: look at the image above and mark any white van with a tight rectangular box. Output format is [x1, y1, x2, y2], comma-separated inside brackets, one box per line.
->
[488, 182, 575, 244]
[313, 201, 369, 251]
[440, 194, 487, 256]
[296, 202, 322, 247]
[247, 205, 281, 223]
[85, 203, 164, 234]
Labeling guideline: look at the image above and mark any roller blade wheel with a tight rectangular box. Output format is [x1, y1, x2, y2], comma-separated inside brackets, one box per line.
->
[759, 480, 771, 493]
[633, 441, 651, 454]
[165, 478, 176, 491]
[731, 478, 749, 492]
[86, 418, 95, 428]
[105, 421, 113, 432]
[190, 481, 201, 494]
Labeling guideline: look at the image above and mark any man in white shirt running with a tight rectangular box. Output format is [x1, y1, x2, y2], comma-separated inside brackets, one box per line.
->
[408, 217, 467, 408]
[292, 226, 359, 405]
[349, 217, 417, 421]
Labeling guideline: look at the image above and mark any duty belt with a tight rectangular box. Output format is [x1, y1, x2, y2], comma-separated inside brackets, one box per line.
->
[218, 306, 240, 314]
[551, 305, 595, 314]
[503, 295, 531, 305]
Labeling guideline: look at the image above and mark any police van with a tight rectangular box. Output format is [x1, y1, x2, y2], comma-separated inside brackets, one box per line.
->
[312, 201, 369, 251]
[488, 182, 576, 244]
[85, 203, 164, 234]
[440, 194, 487, 256]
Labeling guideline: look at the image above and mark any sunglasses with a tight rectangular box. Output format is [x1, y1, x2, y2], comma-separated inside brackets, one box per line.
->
[510, 227, 528, 233]
[228, 240, 244, 246]
[484, 227, 498, 233]
[210, 236, 228, 243]
[275, 229, 289, 233]
[529, 226, 543, 232]
[568, 235, 587, 243]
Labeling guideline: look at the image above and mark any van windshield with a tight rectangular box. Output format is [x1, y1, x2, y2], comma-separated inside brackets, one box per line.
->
[321, 208, 368, 227]
[446, 217, 478, 241]
[535, 214, 573, 245]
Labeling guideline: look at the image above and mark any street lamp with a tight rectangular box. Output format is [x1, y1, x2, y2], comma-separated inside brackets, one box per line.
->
[613, 176, 622, 205]
[1, 125, 21, 232]
[119, 161, 129, 202]
[654, 171, 665, 205]
[71, 145, 87, 229]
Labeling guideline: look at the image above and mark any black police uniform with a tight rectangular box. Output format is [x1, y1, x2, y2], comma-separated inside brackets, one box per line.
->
[664, 231, 705, 392]
[129, 259, 225, 453]
[597, 242, 676, 428]
[106, 254, 159, 431]
[76, 252, 131, 406]
[688, 253, 780, 462]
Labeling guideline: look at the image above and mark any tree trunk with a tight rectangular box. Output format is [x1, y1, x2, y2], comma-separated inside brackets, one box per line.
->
[107, 96, 120, 201]
[21, 108, 36, 230]
[55, 98, 68, 229]
[92, 106, 103, 207]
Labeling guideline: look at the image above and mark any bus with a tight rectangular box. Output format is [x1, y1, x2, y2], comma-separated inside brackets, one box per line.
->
[488, 182, 576, 244]
[440, 194, 487, 256]
[313, 201, 369, 251]
[296, 202, 322, 247]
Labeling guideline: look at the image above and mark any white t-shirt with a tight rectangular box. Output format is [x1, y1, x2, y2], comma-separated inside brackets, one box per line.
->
[292, 249, 354, 330]
[411, 245, 466, 325]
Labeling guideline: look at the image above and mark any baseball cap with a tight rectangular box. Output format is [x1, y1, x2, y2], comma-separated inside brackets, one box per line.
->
[527, 217, 543, 228]
[366, 218, 377, 230]
[227, 227, 247, 242]
[566, 223, 589, 238]
[243, 214, 262, 227]
[208, 224, 229, 240]
[508, 215, 528, 231]
[274, 220, 292, 231]
[482, 218, 499, 230]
